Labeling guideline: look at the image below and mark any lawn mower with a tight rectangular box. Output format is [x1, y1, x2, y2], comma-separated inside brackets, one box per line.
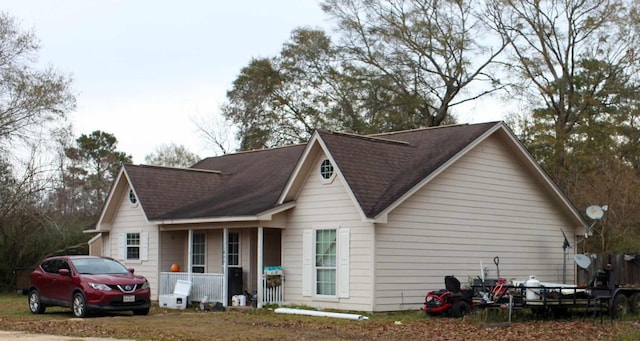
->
[422, 275, 474, 317]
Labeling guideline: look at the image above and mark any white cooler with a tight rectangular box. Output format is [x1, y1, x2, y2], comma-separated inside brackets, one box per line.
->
[159, 280, 192, 309]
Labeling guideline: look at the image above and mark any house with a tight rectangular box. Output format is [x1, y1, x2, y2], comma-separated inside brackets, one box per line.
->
[86, 121, 587, 312]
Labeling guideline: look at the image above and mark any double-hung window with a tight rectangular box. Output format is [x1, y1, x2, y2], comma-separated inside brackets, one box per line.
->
[126, 233, 140, 260]
[303, 228, 349, 298]
[315, 229, 337, 296]
[192, 233, 205, 273]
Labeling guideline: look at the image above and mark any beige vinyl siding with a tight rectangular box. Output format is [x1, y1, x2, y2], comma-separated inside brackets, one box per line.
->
[159, 230, 187, 273]
[207, 230, 223, 273]
[283, 154, 374, 312]
[108, 190, 160, 299]
[374, 135, 577, 311]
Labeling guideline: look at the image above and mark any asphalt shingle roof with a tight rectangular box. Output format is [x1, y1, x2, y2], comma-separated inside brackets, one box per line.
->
[319, 122, 498, 216]
[125, 144, 306, 220]
[121, 122, 499, 221]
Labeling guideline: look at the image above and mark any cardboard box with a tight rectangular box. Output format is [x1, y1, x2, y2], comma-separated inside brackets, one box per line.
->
[159, 280, 192, 309]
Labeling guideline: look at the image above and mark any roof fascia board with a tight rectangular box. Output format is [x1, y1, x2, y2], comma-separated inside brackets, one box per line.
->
[277, 130, 371, 222]
[374, 123, 587, 228]
[497, 124, 587, 228]
[151, 215, 262, 225]
[278, 133, 319, 204]
[95, 167, 125, 231]
[87, 233, 102, 243]
[374, 123, 504, 221]
[256, 201, 297, 220]
[314, 135, 371, 222]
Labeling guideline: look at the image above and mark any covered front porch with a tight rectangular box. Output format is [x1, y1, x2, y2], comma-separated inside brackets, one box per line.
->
[158, 226, 285, 307]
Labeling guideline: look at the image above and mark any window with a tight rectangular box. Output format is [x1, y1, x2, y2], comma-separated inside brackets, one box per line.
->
[192, 233, 205, 273]
[126, 233, 140, 260]
[41, 259, 70, 275]
[228, 232, 240, 266]
[302, 228, 349, 298]
[315, 229, 337, 296]
[128, 189, 137, 204]
[320, 159, 334, 180]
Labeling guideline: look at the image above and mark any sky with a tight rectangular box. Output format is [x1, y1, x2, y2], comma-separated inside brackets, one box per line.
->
[4, 0, 330, 163]
[4, 0, 507, 164]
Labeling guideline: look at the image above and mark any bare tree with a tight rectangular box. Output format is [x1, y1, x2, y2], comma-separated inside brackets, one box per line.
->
[0, 12, 75, 149]
[144, 143, 200, 168]
[322, 0, 509, 126]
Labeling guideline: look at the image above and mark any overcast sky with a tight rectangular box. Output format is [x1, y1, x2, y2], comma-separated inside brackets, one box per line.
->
[4, 1, 507, 164]
[4, 0, 329, 163]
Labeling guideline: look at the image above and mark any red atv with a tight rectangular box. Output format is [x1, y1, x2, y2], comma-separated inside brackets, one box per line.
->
[422, 275, 474, 317]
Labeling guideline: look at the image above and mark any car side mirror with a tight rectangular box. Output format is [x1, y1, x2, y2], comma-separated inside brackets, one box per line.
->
[58, 269, 70, 276]
[128, 268, 135, 274]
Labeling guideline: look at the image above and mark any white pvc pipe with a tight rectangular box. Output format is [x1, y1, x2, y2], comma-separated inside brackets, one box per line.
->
[274, 308, 369, 320]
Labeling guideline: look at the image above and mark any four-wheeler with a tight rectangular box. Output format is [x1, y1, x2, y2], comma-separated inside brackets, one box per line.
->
[422, 275, 474, 317]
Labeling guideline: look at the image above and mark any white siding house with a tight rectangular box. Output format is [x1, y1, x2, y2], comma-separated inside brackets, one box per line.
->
[87, 122, 587, 312]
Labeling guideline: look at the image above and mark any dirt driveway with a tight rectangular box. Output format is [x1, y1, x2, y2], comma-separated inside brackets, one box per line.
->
[0, 331, 134, 341]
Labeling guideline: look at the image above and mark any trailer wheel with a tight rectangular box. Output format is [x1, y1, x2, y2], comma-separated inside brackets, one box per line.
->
[450, 300, 470, 318]
[629, 293, 640, 314]
[612, 294, 629, 319]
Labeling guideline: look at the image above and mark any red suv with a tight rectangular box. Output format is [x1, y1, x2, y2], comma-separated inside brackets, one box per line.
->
[28, 255, 151, 317]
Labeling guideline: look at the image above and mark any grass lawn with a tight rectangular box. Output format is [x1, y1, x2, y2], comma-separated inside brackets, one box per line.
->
[2, 293, 640, 340]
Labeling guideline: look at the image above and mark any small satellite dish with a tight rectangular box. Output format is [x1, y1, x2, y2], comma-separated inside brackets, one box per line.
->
[574, 254, 591, 269]
[586, 205, 604, 220]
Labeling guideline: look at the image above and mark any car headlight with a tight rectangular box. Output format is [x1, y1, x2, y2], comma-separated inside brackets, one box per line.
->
[142, 281, 150, 290]
[88, 282, 112, 291]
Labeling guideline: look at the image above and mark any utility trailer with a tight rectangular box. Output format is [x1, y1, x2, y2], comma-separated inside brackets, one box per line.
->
[473, 267, 640, 320]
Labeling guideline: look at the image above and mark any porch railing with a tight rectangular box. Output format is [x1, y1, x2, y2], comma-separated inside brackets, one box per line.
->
[262, 274, 285, 304]
[160, 272, 224, 303]
[160, 271, 284, 306]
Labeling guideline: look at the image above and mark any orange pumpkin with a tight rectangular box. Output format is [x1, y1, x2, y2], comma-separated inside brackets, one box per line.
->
[170, 264, 180, 272]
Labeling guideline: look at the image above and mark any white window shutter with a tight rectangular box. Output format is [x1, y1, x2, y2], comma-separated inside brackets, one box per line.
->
[302, 229, 313, 297]
[141, 232, 149, 261]
[338, 228, 350, 298]
[117, 233, 125, 260]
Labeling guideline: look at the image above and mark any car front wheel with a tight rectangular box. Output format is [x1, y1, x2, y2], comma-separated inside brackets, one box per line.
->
[28, 289, 46, 314]
[72, 292, 87, 318]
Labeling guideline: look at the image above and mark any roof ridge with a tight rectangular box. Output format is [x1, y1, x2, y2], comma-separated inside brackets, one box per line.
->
[126, 163, 221, 174]
[196, 142, 306, 162]
[318, 130, 410, 146]
[369, 121, 501, 138]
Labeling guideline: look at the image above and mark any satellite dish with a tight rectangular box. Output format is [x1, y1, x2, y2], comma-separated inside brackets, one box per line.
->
[574, 254, 591, 269]
[586, 205, 604, 220]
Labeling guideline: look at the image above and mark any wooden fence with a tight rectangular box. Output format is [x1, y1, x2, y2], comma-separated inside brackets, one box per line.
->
[576, 253, 640, 286]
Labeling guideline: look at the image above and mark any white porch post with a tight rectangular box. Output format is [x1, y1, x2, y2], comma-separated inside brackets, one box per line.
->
[223, 228, 228, 307]
[187, 229, 193, 283]
[257, 227, 264, 308]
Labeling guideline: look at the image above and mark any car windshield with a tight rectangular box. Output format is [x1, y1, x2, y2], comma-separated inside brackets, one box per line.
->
[71, 258, 129, 275]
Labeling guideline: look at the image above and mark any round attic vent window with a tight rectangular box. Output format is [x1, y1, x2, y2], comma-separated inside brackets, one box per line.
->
[129, 190, 137, 204]
[320, 159, 334, 180]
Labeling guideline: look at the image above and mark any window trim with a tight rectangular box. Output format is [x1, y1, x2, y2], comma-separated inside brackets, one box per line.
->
[192, 232, 206, 273]
[315, 228, 337, 297]
[319, 159, 336, 184]
[128, 189, 138, 207]
[228, 231, 240, 267]
[118, 231, 148, 263]
[125, 232, 141, 261]
[302, 227, 349, 300]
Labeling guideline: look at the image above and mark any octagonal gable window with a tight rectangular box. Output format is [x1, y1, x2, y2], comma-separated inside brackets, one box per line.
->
[129, 189, 138, 205]
[320, 159, 335, 182]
